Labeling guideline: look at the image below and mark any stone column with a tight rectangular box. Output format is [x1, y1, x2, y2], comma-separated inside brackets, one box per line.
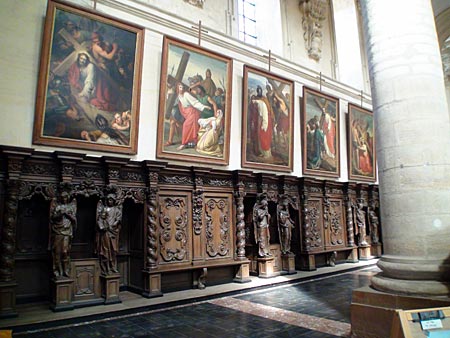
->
[361, 0, 450, 296]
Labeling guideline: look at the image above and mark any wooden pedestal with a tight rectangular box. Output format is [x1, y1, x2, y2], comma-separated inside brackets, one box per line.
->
[281, 253, 296, 274]
[100, 273, 121, 305]
[50, 278, 74, 312]
[0, 281, 17, 318]
[347, 247, 359, 263]
[298, 253, 317, 271]
[359, 245, 373, 260]
[234, 262, 251, 283]
[257, 256, 276, 278]
[371, 243, 382, 258]
[142, 272, 162, 298]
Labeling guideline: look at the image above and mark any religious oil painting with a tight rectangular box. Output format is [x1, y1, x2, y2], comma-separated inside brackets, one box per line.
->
[241, 65, 294, 172]
[302, 87, 340, 178]
[33, 0, 144, 154]
[156, 36, 233, 165]
[348, 103, 376, 182]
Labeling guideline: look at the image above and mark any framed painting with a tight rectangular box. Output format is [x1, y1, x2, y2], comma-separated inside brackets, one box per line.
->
[301, 86, 340, 178]
[241, 65, 294, 172]
[33, 0, 144, 154]
[156, 36, 233, 165]
[347, 103, 376, 182]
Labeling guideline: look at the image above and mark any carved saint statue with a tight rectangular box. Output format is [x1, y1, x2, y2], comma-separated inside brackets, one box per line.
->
[355, 199, 369, 246]
[96, 193, 123, 275]
[369, 208, 380, 244]
[277, 195, 294, 255]
[49, 191, 77, 278]
[253, 194, 272, 258]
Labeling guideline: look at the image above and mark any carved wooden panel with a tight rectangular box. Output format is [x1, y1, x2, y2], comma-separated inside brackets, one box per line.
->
[71, 259, 101, 302]
[204, 194, 233, 261]
[158, 192, 191, 265]
[306, 198, 324, 251]
[324, 199, 346, 249]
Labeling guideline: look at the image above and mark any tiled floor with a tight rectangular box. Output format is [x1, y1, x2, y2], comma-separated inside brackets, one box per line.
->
[3, 265, 379, 338]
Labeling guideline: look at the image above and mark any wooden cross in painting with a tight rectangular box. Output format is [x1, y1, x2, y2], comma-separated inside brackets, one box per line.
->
[165, 51, 191, 114]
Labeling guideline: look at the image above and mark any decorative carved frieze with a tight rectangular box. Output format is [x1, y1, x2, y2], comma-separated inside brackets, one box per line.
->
[75, 167, 103, 180]
[22, 162, 57, 176]
[206, 178, 232, 187]
[159, 175, 193, 185]
[121, 170, 144, 182]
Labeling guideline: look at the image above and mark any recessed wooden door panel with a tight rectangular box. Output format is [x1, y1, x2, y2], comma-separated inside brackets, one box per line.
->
[158, 191, 192, 266]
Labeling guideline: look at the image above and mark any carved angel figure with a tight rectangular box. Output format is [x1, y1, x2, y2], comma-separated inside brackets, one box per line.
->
[277, 196, 294, 255]
[96, 193, 122, 275]
[49, 191, 77, 278]
[253, 194, 272, 258]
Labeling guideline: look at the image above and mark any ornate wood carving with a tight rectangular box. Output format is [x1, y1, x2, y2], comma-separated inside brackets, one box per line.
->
[75, 167, 103, 180]
[345, 194, 355, 247]
[306, 199, 323, 251]
[18, 182, 57, 201]
[234, 190, 246, 259]
[205, 198, 230, 258]
[192, 189, 204, 235]
[0, 180, 19, 282]
[146, 187, 158, 269]
[74, 180, 101, 197]
[159, 197, 189, 262]
[206, 178, 232, 187]
[159, 175, 193, 185]
[329, 200, 344, 246]
[22, 162, 57, 176]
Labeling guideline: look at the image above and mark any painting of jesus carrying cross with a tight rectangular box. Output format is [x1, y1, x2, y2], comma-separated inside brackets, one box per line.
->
[33, 0, 144, 154]
[156, 36, 233, 165]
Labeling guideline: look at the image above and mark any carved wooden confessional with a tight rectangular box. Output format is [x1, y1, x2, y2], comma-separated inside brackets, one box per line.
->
[0, 146, 381, 317]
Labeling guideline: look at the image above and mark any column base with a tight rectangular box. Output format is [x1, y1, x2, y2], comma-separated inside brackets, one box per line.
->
[234, 262, 251, 283]
[142, 271, 163, 298]
[100, 273, 121, 305]
[281, 253, 297, 274]
[350, 286, 450, 338]
[50, 277, 74, 312]
[258, 256, 277, 278]
[0, 281, 17, 318]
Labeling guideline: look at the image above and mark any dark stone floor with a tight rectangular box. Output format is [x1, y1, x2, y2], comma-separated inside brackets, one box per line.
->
[8, 266, 378, 338]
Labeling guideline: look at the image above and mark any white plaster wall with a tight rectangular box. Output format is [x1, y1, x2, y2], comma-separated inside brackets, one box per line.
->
[0, 0, 372, 181]
[280, 0, 335, 77]
[135, 0, 231, 35]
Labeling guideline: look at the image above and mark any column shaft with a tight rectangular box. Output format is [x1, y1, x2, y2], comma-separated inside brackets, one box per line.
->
[361, 0, 450, 296]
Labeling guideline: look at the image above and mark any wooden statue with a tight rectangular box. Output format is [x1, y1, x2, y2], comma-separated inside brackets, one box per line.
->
[355, 199, 368, 246]
[96, 193, 123, 275]
[277, 195, 294, 255]
[49, 191, 77, 278]
[253, 193, 272, 258]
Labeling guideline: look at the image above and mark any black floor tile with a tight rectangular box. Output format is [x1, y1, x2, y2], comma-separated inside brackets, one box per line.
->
[12, 266, 377, 338]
